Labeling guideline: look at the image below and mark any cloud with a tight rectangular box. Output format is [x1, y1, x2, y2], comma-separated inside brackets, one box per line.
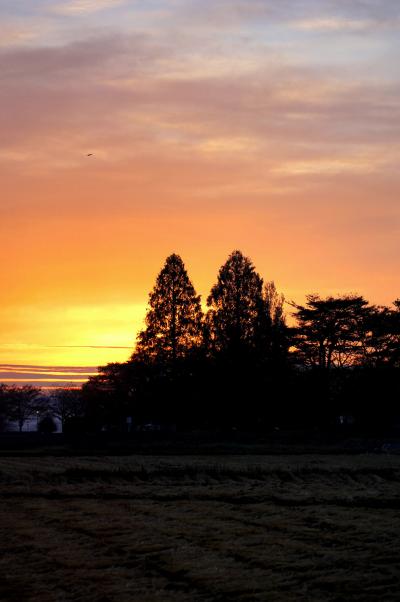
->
[0, 363, 96, 386]
[272, 152, 396, 176]
[0, 25, 41, 47]
[0, 15, 57, 48]
[291, 16, 400, 33]
[51, 0, 128, 16]
[164, 0, 400, 31]
[0, 364, 97, 373]
[0, 28, 399, 182]
[292, 17, 375, 32]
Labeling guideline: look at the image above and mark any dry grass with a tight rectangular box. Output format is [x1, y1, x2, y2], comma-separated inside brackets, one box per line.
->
[1, 454, 400, 601]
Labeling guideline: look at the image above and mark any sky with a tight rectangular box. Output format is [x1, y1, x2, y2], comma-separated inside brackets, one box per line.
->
[1, 0, 399, 385]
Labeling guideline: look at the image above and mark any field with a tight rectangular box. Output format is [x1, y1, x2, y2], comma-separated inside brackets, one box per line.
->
[1, 453, 400, 601]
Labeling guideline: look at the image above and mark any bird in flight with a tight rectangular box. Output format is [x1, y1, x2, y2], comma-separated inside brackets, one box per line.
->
[87, 153, 94, 157]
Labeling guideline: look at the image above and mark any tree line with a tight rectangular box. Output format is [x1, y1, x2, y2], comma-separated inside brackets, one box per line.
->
[0, 385, 84, 433]
[1, 250, 400, 433]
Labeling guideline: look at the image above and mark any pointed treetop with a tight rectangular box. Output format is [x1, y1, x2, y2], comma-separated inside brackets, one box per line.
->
[206, 250, 265, 354]
[134, 253, 203, 364]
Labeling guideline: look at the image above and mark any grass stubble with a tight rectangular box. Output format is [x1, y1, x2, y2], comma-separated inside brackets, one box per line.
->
[0, 454, 400, 601]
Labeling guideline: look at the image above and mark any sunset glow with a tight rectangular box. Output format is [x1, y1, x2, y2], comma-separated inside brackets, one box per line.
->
[1, 1, 399, 382]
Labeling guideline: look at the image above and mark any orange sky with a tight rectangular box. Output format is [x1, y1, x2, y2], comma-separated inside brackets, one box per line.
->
[1, 0, 399, 379]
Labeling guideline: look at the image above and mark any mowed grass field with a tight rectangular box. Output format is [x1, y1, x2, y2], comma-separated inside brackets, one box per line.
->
[1, 454, 400, 601]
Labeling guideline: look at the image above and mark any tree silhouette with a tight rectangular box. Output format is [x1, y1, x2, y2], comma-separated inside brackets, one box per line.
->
[64, 248, 400, 434]
[264, 281, 288, 365]
[264, 281, 285, 329]
[51, 388, 85, 432]
[292, 294, 369, 370]
[0, 385, 9, 432]
[359, 302, 400, 368]
[38, 415, 57, 434]
[4, 385, 43, 432]
[205, 251, 269, 428]
[206, 250, 265, 359]
[134, 254, 203, 364]
[82, 362, 139, 431]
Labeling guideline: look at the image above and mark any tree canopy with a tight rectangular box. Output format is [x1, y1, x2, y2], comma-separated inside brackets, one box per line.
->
[2, 385, 43, 432]
[2, 252, 400, 435]
[206, 250, 266, 359]
[134, 254, 203, 364]
[291, 294, 369, 369]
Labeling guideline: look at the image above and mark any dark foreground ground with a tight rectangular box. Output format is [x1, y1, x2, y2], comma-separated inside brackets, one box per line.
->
[1, 453, 400, 601]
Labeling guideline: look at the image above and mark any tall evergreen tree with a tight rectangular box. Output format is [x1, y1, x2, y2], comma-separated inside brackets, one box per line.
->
[206, 250, 266, 359]
[134, 254, 203, 364]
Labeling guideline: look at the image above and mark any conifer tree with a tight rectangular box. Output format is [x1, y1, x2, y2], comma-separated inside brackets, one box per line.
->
[206, 250, 266, 358]
[134, 254, 203, 364]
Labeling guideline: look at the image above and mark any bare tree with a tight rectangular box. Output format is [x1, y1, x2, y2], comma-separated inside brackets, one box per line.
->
[50, 388, 85, 431]
[5, 385, 43, 432]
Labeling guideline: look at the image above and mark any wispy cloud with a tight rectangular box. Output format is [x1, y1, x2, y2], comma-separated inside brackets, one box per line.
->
[292, 18, 374, 32]
[0, 345, 132, 350]
[51, 0, 128, 16]
[0, 15, 56, 48]
[0, 25, 41, 47]
[0, 364, 98, 387]
[272, 151, 395, 176]
[291, 16, 400, 32]
[0, 364, 97, 373]
[1, 31, 399, 178]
